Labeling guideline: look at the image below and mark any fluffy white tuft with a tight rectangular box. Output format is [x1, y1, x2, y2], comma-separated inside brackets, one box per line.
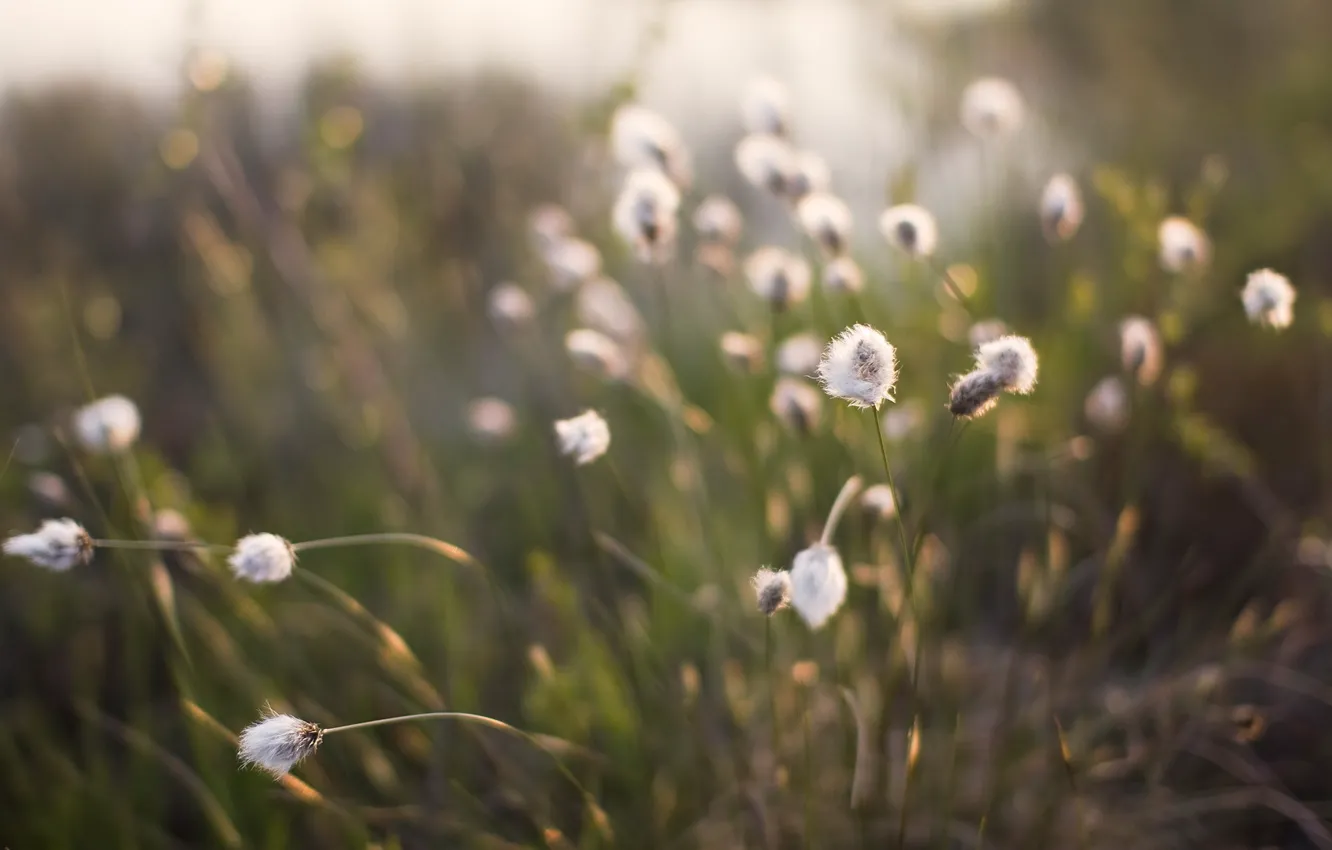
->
[719, 332, 764, 374]
[822, 257, 864, 294]
[1039, 173, 1084, 242]
[541, 238, 602, 291]
[879, 204, 939, 259]
[960, 77, 1025, 139]
[1158, 217, 1211, 274]
[487, 283, 536, 328]
[229, 533, 296, 583]
[467, 397, 517, 444]
[770, 377, 823, 433]
[789, 544, 847, 630]
[74, 395, 142, 454]
[975, 335, 1039, 394]
[1241, 269, 1296, 330]
[1085, 376, 1129, 433]
[860, 484, 898, 520]
[751, 568, 792, 616]
[238, 710, 323, 778]
[741, 76, 791, 136]
[796, 192, 853, 257]
[1119, 316, 1164, 385]
[816, 324, 899, 409]
[565, 329, 631, 382]
[776, 333, 822, 377]
[576, 278, 645, 346]
[554, 410, 611, 466]
[744, 247, 811, 309]
[609, 104, 692, 187]
[692, 195, 743, 245]
[612, 168, 681, 264]
[3, 518, 93, 571]
[786, 149, 830, 200]
[734, 133, 796, 195]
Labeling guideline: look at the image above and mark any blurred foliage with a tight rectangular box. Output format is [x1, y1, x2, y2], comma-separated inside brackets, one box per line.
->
[1, 3, 1332, 848]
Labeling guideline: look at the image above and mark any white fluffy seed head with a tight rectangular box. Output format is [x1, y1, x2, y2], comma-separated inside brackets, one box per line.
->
[74, 395, 142, 454]
[542, 238, 602, 291]
[528, 204, 575, 253]
[576, 278, 645, 346]
[948, 370, 1004, 420]
[879, 204, 939, 259]
[789, 544, 847, 630]
[960, 77, 1025, 139]
[786, 150, 830, 201]
[1085, 376, 1130, 433]
[467, 397, 518, 444]
[770, 377, 823, 433]
[612, 168, 681, 264]
[692, 195, 743, 245]
[610, 104, 692, 187]
[735, 133, 797, 196]
[1119, 316, 1164, 386]
[817, 324, 899, 409]
[554, 410, 611, 466]
[487, 283, 536, 328]
[741, 76, 791, 136]
[776, 333, 822, 377]
[229, 533, 296, 583]
[796, 192, 853, 257]
[565, 329, 631, 382]
[720, 332, 765, 374]
[1040, 173, 1084, 242]
[1241, 269, 1296, 330]
[751, 567, 792, 616]
[238, 710, 324, 778]
[860, 484, 898, 520]
[1158, 217, 1211, 274]
[975, 335, 1039, 394]
[822, 257, 864, 295]
[745, 247, 811, 310]
[2, 518, 93, 571]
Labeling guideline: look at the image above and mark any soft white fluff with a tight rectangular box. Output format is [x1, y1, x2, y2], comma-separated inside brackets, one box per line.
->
[577, 278, 644, 346]
[74, 395, 142, 454]
[976, 335, 1039, 394]
[1119, 316, 1164, 385]
[1085, 376, 1129, 433]
[541, 238, 602, 292]
[1241, 269, 1296, 330]
[1039, 173, 1084, 242]
[879, 204, 939, 259]
[2, 518, 93, 571]
[776, 333, 822, 377]
[734, 133, 796, 195]
[238, 711, 323, 778]
[960, 77, 1025, 139]
[1158, 217, 1211, 273]
[740, 76, 790, 136]
[565, 329, 630, 382]
[860, 484, 898, 520]
[822, 257, 864, 294]
[817, 324, 899, 409]
[789, 544, 847, 630]
[751, 568, 792, 616]
[554, 410, 611, 466]
[719, 332, 764, 374]
[609, 104, 691, 187]
[487, 283, 536, 328]
[770, 377, 823, 433]
[228, 533, 296, 583]
[744, 247, 811, 309]
[796, 192, 853, 257]
[612, 168, 681, 264]
[467, 397, 517, 444]
[692, 195, 743, 245]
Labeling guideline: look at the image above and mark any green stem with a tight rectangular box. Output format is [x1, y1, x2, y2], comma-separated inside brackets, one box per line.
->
[290, 533, 480, 569]
[93, 539, 230, 553]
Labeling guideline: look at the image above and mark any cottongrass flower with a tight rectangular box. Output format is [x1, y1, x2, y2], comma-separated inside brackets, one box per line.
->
[789, 476, 861, 630]
[3, 518, 93, 571]
[528, 204, 575, 253]
[229, 533, 296, 583]
[610, 104, 692, 187]
[968, 318, 1009, 349]
[770, 377, 822, 433]
[1158, 216, 1211, 274]
[861, 484, 898, 520]
[823, 256, 864, 294]
[487, 282, 536, 328]
[751, 568, 791, 615]
[1040, 173, 1084, 242]
[612, 168, 681, 264]
[1241, 269, 1296, 330]
[787, 149, 830, 200]
[796, 192, 853, 257]
[542, 238, 602, 291]
[565, 329, 630, 382]
[960, 77, 1025, 139]
[745, 247, 811, 310]
[1119, 316, 1163, 385]
[817, 324, 898, 409]
[554, 410, 611, 466]
[467, 397, 518, 444]
[776, 333, 822, 376]
[1085, 376, 1129, 433]
[720, 332, 764, 374]
[735, 133, 796, 195]
[948, 370, 1004, 420]
[879, 204, 939, 259]
[976, 335, 1039, 394]
[74, 394, 142, 454]
[692, 195, 743, 245]
[238, 710, 324, 778]
[577, 278, 645, 346]
[741, 76, 790, 136]
[882, 401, 925, 442]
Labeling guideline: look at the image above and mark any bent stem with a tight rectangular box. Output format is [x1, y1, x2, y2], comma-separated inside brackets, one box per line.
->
[290, 533, 480, 569]
[820, 474, 864, 547]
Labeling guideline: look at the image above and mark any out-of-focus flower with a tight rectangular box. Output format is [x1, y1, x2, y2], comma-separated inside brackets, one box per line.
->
[735, 133, 797, 196]
[1039, 173, 1083, 242]
[554, 410, 611, 465]
[745, 247, 811, 310]
[1158, 217, 1211, 274]
[487, 282, 536, 328]
[612, 168, 681, 264]
[786, 150, 830, 200]
[751, 567, 792, 615]
[879, 204, 939, 259]
[817, 324, 898, 409]
[74, 395, 141, 454]
[467, 397, 518, 444]
[861, 484, 898, 520]
[770, 377, 822, 433]
[1241, 269, 1296, 330]
[1085, 376, 1129, 433]
[577, 278, 645, 347]
[528, 204, 575, 253]
[565, 329, 630, 381]
[1119, 316, 1163, 385]
[610, 104, 692, 187]
[960, 77, 1024, 139]
[692, 195, 743, 245]
[948, 370, 1004, 420]
[796, 192, 853, 257]
[776, 333, 822, 377]
[3, 518, 93, 571]
[720, 332, 764, 374]
[741, 76, 790, 136]
[542, 238, 602, 291]
[822, 256, 864, 294]
[229, 533, 296, 583]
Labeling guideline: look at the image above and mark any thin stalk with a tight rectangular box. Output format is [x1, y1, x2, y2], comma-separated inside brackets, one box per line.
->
[870, 409, 915, 592]
[92, 539, 230, 553]
[290, 533, 480, 569]
[802, 688, 813, 850]
[820, 474, 864, 546]
[766, 618, 779, 763]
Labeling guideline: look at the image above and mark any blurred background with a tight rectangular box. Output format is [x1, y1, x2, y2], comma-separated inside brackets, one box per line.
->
[2, 0, 1332, 847]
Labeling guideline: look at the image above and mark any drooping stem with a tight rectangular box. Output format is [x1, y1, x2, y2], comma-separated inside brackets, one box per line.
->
[289, 533, 479, 569]
[819, 475, 863, 547]
[93, 539, 230, 553]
